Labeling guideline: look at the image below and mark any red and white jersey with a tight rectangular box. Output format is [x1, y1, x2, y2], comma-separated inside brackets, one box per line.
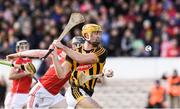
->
[39, 49, 71, 95]
[11, 57, 32, 93]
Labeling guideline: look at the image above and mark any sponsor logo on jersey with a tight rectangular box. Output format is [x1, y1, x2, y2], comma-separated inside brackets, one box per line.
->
[77, 64, 92, 71]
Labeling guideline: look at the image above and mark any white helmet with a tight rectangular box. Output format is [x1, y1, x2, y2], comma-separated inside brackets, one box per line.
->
[16, 40, 30, 51]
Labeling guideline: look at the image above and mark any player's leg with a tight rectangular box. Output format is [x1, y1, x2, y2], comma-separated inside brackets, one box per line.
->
[65, 87, 102, 109]
[11, 93, 28, 109]
[4, 92, 13, 108]
[27, 83, 54, 108]
[65, 87, 78, 109]
[76, 97, 102, 109]
[27, 83, 51, 108]
[50, 93, 67, 108]
[27, 84, 41, 108]
[52, 93, 65, 105]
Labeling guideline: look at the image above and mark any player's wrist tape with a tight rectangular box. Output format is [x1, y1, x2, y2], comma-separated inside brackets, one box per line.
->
[20, 65, 25, 70]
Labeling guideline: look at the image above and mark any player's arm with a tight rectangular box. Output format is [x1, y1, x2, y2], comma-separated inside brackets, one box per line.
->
[62, 46, 106, 64]
[53, 40, 100, 64]
[51, 47, 71, 79]
[9, 67, 31, 80]
[7, 50, 50, 60]
[63, 46, 97, 64]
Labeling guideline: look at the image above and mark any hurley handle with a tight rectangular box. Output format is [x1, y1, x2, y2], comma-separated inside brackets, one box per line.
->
[40, 49, 54, 60]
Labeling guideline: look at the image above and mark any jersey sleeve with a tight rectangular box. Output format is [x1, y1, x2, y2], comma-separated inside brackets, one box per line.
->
[93, 46, 107, 63]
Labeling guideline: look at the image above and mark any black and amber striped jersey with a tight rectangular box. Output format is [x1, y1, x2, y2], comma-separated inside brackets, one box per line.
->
[66, 45, 107, 96]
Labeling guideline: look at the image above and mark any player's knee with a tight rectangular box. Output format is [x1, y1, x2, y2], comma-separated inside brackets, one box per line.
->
[76, 97, 102, 109]
[91, 101, 102, 109]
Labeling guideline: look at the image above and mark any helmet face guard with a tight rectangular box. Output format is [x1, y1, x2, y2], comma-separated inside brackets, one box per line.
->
[81, 24, 102, 38]
[72, 36, 85, 44]
[72, 36, 85, 48]
[16, 40, 30, 51]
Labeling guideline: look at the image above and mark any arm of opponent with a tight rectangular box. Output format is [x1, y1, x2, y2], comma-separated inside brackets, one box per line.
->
[7, 50, 50, 60]
[51, 47, 72, 79]
[9, 67, 32, 80]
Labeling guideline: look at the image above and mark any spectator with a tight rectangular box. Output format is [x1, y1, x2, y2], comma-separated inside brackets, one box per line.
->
[160, 32, 170, 57]
[151, 36, 160, 56]
[132, 39, 145, 56]
[167, 39, 179, 57]
[108, 28, 120, 56]
[121, 29, 134, 56]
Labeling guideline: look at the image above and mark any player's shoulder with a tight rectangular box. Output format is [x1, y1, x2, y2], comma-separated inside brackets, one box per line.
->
[95, 45, 106, 51]
[93, 45, 107, 55]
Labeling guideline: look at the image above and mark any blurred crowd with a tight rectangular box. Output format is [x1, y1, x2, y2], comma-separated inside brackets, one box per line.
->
[0, 0, 180, 57]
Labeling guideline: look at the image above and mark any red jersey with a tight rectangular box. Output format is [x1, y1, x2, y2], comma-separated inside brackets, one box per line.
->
[39, 50, 71, 95]
[11, 57, 32, 93]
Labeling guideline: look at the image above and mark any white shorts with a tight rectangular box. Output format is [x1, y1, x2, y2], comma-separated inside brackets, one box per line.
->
[4, 92, 28, 109]
[65, 87, 90, 109]
[27, 82, 65, 109]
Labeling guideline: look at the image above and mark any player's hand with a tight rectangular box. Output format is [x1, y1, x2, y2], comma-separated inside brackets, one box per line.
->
[22, 63, 36, 76]
[26, 72, 33, 77]
[51, 46, 58, 57]
[6, 53, 19, 61]
[52, 40, 65, 49]
[104, 68, 114, 78]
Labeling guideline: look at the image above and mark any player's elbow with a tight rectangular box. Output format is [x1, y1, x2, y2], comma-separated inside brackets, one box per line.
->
[55, 69, 67, 79]
[57, 73, 66, 79]
[9, 76, 16, 80]
[57, 76, 66, 79]
[9, 77, 13, 80]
